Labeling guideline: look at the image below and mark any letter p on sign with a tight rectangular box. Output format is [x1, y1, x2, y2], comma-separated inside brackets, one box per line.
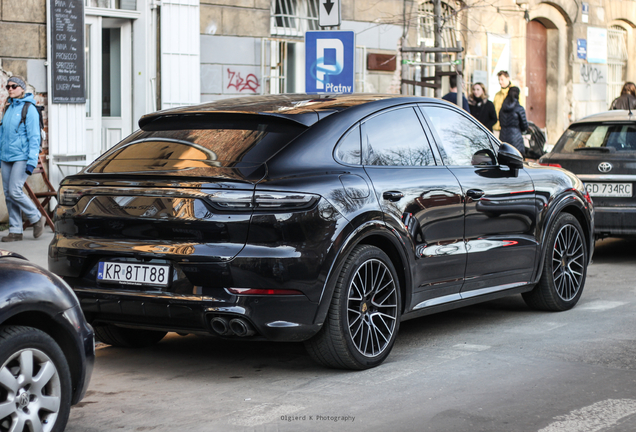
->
[316, 39, 344, 90]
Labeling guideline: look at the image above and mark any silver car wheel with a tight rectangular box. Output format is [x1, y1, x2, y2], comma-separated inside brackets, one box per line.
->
[347, 258, 398, 357]
[0, 348, 61, 432]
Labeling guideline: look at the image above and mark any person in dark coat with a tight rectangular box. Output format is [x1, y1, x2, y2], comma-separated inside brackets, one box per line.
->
[498, 86, 528, 156]
[609, 82, 636, 110]
[441, 74, 470, 111]
[468, 82, 497, 131]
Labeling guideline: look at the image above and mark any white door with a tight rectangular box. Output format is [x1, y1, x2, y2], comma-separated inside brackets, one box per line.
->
[160, 0, 200, 109]
[85, 16, 101, 162]
[85, 17, 133, 156]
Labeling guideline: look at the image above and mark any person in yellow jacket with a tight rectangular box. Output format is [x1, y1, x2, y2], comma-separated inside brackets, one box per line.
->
[493, 70, 511, 131]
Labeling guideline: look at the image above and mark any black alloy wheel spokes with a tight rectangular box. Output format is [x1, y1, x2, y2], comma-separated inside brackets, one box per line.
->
[347, 259, 398, 357]
[551, 224, 585, 301]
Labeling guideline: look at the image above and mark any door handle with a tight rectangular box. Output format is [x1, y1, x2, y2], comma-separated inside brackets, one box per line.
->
[466, 189, 485, 199]
[383, 191, 404, 202]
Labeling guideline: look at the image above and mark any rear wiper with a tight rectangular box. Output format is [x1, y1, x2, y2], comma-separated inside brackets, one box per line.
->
[573, 147, 611, 152]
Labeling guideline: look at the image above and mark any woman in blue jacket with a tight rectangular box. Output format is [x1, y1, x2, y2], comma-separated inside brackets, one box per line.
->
[0, 76, 45, 242]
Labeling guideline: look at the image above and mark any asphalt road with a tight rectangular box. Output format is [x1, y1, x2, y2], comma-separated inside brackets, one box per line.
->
[4, 233, 636, 431]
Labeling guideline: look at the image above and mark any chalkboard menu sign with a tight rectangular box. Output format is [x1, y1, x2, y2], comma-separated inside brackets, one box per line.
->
[50, 0, 85, 103]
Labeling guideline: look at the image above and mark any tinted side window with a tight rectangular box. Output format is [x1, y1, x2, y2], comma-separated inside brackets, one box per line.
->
[335, 125, 361, 164]
[421, 106, 494, 166]
[362, 107, 436, 166]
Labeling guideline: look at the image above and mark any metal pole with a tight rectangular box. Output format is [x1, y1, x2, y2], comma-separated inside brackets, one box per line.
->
[434, 0, 442, 98]
[457, 41, 463, 110]
[401, 37, 408, 95]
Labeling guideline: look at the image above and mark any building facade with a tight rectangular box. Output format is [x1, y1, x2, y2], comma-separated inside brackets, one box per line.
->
[407, 0, 636, 143]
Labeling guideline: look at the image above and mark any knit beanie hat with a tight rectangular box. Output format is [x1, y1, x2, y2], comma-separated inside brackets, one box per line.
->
[8, 76, 26, 90]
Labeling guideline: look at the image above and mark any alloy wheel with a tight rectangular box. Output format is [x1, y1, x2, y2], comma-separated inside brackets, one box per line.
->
[551, 224, 585, 301]
[0, 348, 61, 432]
[347, 258, 398, 357]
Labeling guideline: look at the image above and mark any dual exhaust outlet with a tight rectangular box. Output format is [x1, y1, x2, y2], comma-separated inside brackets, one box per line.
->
[210, 316, 255, 337]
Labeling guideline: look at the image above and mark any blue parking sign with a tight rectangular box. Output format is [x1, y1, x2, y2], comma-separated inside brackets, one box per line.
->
[305, 31, 355, 94]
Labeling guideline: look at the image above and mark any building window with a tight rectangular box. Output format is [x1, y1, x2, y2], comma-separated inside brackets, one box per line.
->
[265, 0, 318, 94]
[413, 1, 459, 97]
[607, 26, 628, 107]
[417, 1, 458, 48]
[85, 0, 137, 9]
[271, 0, 319, 37]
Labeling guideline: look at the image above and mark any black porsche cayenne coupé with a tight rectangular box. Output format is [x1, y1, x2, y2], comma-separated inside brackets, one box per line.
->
[49, 94, 594, 369]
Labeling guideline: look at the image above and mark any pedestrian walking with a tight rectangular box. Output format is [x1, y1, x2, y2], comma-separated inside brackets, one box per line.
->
[468, 82, 497, 132]
[0, 76, 45, 242]
[441, 74, 470, 111]
[609, 82, 636, 110]
[498, 86, 528, 157]
[493, 70, 512, 131]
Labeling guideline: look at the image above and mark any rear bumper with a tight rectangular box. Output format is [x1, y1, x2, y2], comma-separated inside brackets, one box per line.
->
[594, 206, 636, 236]
[70, 285, 322, 342]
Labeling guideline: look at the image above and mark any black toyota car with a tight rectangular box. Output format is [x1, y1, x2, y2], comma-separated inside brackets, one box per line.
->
[539, 110, 635, 238]
[49, 94, 594, 369]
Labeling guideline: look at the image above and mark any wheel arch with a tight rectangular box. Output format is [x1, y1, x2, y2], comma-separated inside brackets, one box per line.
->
[533, 197, 593, 284]
[561, 204, 592, 252]
[356, 234, 409, 313]
[2, 311, 85, 403]
[313, 221, 412, 326]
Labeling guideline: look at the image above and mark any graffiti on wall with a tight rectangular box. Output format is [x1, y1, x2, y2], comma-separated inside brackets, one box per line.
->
[580, 64, 606, 84]
[225, 67, 260, 94]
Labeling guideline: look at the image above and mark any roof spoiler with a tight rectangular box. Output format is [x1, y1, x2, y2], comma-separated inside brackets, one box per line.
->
[138, 111, 317, 129]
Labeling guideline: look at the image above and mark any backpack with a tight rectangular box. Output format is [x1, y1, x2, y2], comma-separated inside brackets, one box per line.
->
[1, 101, 46, 141]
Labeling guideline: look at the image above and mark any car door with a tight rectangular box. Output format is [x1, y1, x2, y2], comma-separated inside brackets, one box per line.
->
[419, 104, 538, 296]
[359, 106, 466, 308]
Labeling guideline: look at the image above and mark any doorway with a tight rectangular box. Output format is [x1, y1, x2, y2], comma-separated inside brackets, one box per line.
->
[526, 20, 547, 129]
[85, 16, 132, 159]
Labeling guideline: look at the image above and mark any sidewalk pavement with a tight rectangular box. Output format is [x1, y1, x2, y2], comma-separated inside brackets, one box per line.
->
[1, 227, 54, 268]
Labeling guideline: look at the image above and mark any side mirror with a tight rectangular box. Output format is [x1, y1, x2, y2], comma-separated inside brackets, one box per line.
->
[497, 143, 524, 169]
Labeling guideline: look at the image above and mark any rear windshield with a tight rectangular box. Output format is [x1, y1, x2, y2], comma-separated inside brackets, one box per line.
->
[93, 116, 307, 168]
[555, 123, 636, 153]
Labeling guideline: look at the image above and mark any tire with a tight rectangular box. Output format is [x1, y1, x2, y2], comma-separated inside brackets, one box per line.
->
[0, 325, 72, 432]
[523, 213, 588, 311]
[94, 325, 166, 348]
[305, 245, 401, 370]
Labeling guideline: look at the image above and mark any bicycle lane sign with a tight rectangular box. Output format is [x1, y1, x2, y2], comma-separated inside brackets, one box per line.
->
[305, 31, 355, 94]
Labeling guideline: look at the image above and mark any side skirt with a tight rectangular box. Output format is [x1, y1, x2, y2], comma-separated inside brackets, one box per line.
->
[401, 284, 535, 322]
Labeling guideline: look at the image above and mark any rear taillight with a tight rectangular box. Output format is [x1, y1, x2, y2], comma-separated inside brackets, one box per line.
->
[208, 191, 318, 211]
[538, 162, 562, 168]
[583, 188, 593, 205]
[206, 191, 253, 209]
[253, 191, 318, 209]
[57, 187, 319, 211]
[58, 186, 87, 206]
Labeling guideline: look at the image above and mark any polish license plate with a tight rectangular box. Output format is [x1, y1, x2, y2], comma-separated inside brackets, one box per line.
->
[97, 262, 170, 286]
[586, 182, 632, 197]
